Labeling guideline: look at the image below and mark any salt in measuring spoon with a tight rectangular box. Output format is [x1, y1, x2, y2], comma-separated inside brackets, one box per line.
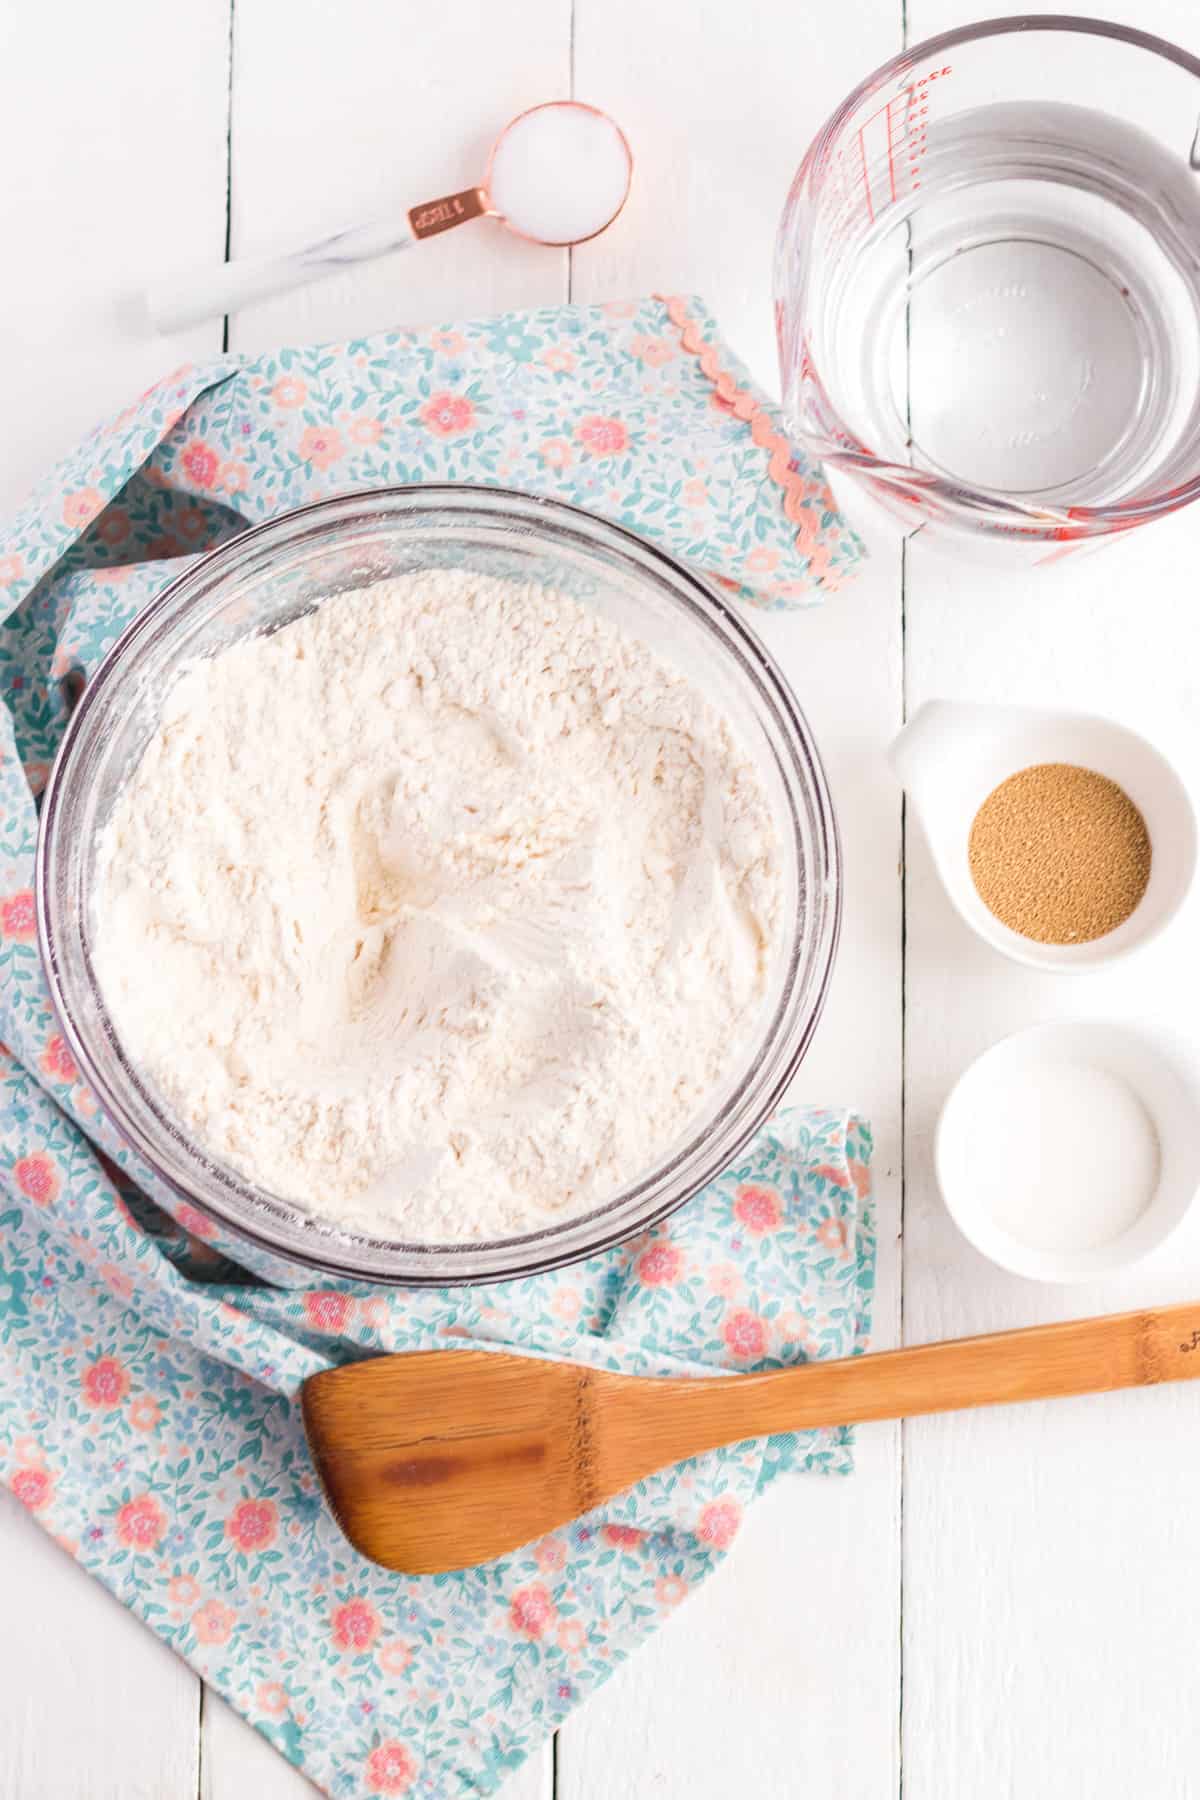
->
[145, 101, 633, 334]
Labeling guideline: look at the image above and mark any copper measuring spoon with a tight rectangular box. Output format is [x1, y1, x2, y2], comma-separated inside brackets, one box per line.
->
[146, 100, 632, 333]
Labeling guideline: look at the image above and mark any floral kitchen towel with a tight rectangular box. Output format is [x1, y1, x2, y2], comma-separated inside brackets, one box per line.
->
[0, 292, 861, 632]
[0, 1104, 872, 1798]
[0, 294, 871, 1799]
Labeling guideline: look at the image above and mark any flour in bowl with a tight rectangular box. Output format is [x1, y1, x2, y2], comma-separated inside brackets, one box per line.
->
[93, 568, 782, 1241]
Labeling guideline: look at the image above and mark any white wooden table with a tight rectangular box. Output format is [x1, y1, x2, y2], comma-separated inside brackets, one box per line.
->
[4, 1, 1200, 1794]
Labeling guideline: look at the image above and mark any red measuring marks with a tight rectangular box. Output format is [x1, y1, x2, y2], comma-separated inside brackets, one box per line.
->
[817, 64, 952, 245]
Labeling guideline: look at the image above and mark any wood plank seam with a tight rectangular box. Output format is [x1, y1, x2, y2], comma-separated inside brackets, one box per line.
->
[221, 0, 236, 355]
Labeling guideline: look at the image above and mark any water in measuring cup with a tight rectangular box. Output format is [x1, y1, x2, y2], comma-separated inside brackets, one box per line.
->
[825, 102, 1200, 504]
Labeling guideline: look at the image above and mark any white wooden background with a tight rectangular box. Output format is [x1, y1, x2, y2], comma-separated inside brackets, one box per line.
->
[3, 1, 1200, 1794]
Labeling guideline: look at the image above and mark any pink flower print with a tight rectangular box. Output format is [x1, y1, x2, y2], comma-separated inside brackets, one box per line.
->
[82, 1355, 130, 1408]
[226, 1498, 278, 1552]
[0, 553, 23, 585]
[10, 1466, 53, 1512]
[180, 442, 219, 489]
[40, 1034, 78, 1084]
[96, 508, 131, 546]
[430, 330, 466, 355]
[332, 1597, 380, 1652]
[536, 1533, 572, 1576]
[706, 1262, 742, 1300]
[305, 1290, 352, 1333]
[146, 534, 183, 560]
[696, 1497, 742, 1551]
[816, 1216, 848, 1252]
[576, 415, 628, 457]
[272, 376, 307, 408]
[636, 1241, 683, 1287]
[219, 460, 250, 494]
[0, 890, 36, 940]
[192, 1599, 237, 1645]
[734, 1183, 783, 1235]
[175, 505, 208, 541]
[419, 392, 475, 438]
[62, 487, 104, 529]
[745, 546, 781, 574]
[128, 1395, 162, 1433]
[683, 477, 708, 508]
[377, 1638, 413, 1677]
[509, 1583, 556, 1639]
[534, 1536, 567, 1573]
[14, 1153, 60, 1208]
[655, 1573, 688, 1607]
[350, 417, 384, 446]
[299, 425, 346, 470]
[541, 347, 576, 373]
[849, 1156, 870, 1199]
[722, 1309, 767, 1362]
[814, 1162, 850, 1189]
[632, 334, 676, 368]
[551, 1287, 581, 1322]
[778, 1308, 814, 1349]
[95, 1258, 132, 1301]
[365, 1741, 418, 1795]
[257, 1681, 289, 1716]
[167, 1574, 202, 1609]
[539, 437, 572, 470]
[602, 1524, 644, 1550]
[176, 1202, 217, 1241]
[116, 1494, 166, 1550]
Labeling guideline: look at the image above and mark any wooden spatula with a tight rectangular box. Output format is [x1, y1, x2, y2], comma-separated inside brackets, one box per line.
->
[301, 1300, 1200, 1574]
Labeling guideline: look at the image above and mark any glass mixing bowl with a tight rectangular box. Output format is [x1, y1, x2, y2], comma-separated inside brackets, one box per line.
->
[37, 487, 840, 1285]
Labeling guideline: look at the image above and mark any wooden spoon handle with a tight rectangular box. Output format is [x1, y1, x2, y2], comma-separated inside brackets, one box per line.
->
[679, 1301, 1200, 1453]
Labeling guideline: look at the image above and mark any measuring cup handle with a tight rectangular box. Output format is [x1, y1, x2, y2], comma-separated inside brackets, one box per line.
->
[144, 214, 419, 335]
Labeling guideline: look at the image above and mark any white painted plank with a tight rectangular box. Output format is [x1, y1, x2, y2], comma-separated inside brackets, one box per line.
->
[559, 552, 905, 1800]
[225, 0, 572, 354]
[0, 0, 229, 1791]
[0, 0, 231, 514]
[902, 8, 1200, 1794]
[571, 0, 857, 389]
[559, 5, 904, 1793]
[560, 6, 904, 1794]
[903, 510, 1200, 1799]
[0, 1491, 198, 1800]
[208, 2, 571, 1793]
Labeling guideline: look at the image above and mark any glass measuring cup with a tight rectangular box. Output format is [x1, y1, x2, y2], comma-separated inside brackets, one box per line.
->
[776, 17, 1200, 553]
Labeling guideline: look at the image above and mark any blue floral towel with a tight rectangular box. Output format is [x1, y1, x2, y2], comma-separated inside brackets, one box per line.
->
[0, 295, 872, 1799]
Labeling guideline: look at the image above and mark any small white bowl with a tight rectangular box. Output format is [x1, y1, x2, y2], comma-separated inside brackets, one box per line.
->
[935, 1020, 1200, 1282]
[890, 701, 1197, 972]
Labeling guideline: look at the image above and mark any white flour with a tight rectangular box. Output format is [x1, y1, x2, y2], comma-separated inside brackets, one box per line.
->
[94, 568, 781, 1241]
